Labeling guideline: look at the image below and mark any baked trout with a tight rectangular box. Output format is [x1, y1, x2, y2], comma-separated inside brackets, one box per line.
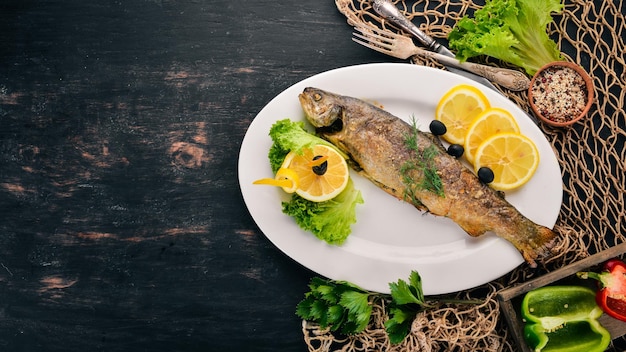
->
[298, 87, 556, 267]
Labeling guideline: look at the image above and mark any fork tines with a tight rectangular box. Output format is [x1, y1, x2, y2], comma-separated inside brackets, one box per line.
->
[351, 25, 405, 59]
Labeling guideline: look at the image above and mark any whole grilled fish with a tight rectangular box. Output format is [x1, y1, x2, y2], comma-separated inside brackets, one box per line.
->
[298, 87, 556, 267]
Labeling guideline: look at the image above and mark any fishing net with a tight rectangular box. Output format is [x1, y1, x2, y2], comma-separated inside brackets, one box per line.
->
[302, 0, 626, 350]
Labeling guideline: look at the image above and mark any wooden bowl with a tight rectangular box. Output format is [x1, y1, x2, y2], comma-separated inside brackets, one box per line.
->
[528, 61, 594, 127]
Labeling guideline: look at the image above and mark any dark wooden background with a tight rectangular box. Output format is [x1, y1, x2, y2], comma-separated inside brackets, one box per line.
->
[5, 0, 619, 351]
[0, 1, 394, 351]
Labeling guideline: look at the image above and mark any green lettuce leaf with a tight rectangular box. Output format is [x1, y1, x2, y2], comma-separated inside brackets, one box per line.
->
[448, 0, 564, 75]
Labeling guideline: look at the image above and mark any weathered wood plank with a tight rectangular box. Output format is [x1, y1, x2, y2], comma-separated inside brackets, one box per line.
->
[0, 0, 386, 350]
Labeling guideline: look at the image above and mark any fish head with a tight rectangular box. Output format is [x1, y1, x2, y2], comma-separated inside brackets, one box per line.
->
[299, 87, 344, 130]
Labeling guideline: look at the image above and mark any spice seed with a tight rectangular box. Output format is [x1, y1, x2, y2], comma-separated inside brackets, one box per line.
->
[531, 66, 588, 123]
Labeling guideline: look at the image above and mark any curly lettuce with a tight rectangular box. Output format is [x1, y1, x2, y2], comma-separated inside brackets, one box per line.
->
[282, 178, 363, 245]
[268, 119, 346, 173]
[448, 0, 564, 76]
[267, 119, 362, 245]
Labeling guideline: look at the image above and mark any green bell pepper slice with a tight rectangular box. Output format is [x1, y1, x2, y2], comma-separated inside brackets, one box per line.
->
[521, 286, 611, 352]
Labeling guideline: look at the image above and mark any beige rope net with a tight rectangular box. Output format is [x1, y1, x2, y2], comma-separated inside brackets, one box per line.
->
[302, 0, 626, 350]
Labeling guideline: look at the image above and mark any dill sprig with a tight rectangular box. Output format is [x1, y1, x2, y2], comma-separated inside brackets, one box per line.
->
[401, 118, 444, 201]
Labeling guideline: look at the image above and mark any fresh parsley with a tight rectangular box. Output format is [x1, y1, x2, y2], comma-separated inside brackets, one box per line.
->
[385, 271, 431, 343]
[297, 271, 481, 344]
[297, 271, 470, 344]
[296, 277, 374, 334]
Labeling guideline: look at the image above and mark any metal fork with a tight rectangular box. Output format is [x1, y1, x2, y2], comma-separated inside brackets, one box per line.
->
[352, 25, 530, 91]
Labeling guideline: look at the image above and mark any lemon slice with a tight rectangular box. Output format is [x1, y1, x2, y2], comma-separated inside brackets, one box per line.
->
[281, 145, 349, 202]
[253, 167, 300, 193]
[473, 132, 540, 191]
[435, 84, 490, 145]
[464, 107, 520, 164]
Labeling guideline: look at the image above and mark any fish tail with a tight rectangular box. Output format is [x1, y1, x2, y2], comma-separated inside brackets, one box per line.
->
[518, 225, 557, 268]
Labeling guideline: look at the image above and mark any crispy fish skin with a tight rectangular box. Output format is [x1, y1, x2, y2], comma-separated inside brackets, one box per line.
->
[298, 87, 556, 267]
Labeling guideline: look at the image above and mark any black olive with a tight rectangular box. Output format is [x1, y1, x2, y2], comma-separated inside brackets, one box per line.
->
[312, 155, 328, 175]
[429, 120, 447, 136]
[447, 144, 464, 158]
[477, 167, 495, 184]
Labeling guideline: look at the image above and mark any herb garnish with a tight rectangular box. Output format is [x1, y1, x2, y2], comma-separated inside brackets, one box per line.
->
[296, 277, 374, 335]
[296, 271, 479, 344]
[401, 118, 444, 203]
[385, 271, 430, 343]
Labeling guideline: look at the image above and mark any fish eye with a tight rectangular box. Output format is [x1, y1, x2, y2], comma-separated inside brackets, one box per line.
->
[313, 93, 322, 101]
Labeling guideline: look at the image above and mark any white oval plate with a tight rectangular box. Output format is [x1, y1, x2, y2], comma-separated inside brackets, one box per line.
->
[238, 63, 562, 295]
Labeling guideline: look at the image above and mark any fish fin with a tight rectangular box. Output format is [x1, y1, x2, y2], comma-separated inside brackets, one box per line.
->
[455, 222, 486, 238]
[346, 159, 363, 173]
[520, 226, 557, 268]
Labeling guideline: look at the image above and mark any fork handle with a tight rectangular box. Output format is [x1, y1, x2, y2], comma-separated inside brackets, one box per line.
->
[417, 49, 530, 91]
[373, 0, 440, 52]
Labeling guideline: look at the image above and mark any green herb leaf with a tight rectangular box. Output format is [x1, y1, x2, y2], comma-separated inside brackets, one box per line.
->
[315, 284, 340, 303]
[384, 270, 429, 344]
[296, 277, 374, 335]
[384, 306, 418, 344]
[389, 271, 425, 305]
[310, 300, 328, 322]
[340, 290, 373, 332]
[298, 271, 480, 345]
[295, 297, 315, 320]
[408, 271, 425, 303]
[401, 118, 444, 199]
[327, 305, 346, 329]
